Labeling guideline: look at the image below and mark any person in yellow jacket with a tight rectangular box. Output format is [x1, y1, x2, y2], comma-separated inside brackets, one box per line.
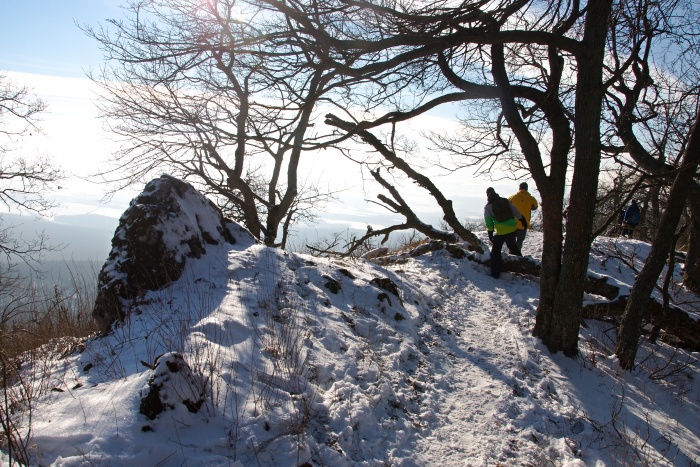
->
[508, 182, 539, 251]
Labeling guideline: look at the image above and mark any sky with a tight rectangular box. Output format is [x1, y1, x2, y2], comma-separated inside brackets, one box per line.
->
[0, 1, 122, 78]
[0, 0, 135, 219]
[0, 0, 531, 236]
[4, 183, 698, 465]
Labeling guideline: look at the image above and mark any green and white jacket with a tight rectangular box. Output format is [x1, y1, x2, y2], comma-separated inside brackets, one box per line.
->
[484, 199, 523, 236]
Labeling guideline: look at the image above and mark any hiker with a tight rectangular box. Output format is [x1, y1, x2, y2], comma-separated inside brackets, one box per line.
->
[508, 182, 539, 251]
[622, 199, 641, 237]
[484, 187, 524, 279]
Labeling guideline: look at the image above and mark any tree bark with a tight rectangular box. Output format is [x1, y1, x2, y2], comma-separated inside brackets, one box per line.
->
[649, 233, 680, 343]
[683, 203, 700, 293]
[532, 194, 565, 342]
[554, 0, 613, 356]
[616, 111, 700, 369]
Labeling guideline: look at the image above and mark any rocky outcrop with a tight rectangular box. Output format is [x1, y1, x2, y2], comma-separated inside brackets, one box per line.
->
[93, 175, 255, 331]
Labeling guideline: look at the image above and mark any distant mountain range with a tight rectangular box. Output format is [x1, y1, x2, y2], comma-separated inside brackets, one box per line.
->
[0, 210, 376, 299]
[1, 212, 118, 262]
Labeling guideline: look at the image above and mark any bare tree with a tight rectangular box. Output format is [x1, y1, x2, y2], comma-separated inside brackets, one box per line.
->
[615, 110, 700, 369]
[684, 210, 700, 292]
[0, 72, 65, 379]
[85, 0, 372, 247]
[289, 0, 611, 355]
[298, 0, 694, 357]
[591, 169, 648, 238]
[85, 0, 698, 358]
[0, 72, 63, 263]
[588, 0, 700, 367]
[324, 115, 483, 252]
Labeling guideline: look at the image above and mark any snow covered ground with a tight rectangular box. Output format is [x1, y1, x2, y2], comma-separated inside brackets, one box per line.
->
[3, 229, 699, 466]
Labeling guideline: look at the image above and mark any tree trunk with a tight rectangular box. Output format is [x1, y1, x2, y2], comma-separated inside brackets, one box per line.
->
[683, 203, 700, 293]
[649, 233, 679, 343]
[489, 41, 571, 353]
[555, 0, 614, 356]
[616, 112, 700, 369]
[532, 189, 565, 346]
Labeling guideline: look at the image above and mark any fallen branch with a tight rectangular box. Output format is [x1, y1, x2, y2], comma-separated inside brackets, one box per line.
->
[371, 240, 698, 350]
[325, 113, 484, 253]
[582, 296, 700, 350]
[371, 240, 620, 299]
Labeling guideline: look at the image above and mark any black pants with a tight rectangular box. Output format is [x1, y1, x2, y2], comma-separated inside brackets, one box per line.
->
[491, 231, 522, 278]
[515, 228, 527, 251]
[622, 222, 637, 237]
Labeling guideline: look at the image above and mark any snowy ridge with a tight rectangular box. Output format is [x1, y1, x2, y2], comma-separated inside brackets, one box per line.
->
[8, 231, 700, 465]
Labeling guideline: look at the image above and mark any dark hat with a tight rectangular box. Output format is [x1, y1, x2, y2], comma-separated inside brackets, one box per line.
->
[519, 182, 528, 190]
[486, 187, 495, 196]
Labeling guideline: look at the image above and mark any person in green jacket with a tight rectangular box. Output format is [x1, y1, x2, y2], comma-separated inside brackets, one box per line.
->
[508, 182, 539, 251]
[485, 187, 523, 278]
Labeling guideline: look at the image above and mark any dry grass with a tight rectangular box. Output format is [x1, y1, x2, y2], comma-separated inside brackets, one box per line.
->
[1, 262, 99, 465]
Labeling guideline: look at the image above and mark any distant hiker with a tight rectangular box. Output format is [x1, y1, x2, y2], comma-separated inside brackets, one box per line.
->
[484, 187, 524, 279]
[622, 199, 641, 237]
[508, 182, 539, 251]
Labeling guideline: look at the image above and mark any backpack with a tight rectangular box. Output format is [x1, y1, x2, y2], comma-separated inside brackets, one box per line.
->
[492, 197, 514, 222]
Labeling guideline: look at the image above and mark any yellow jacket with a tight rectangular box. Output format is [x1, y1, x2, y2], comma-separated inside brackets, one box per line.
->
[509, 190, 539, 229]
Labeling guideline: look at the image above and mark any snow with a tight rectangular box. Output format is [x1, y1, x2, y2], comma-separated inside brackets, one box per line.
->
[6, 225, 700, 466]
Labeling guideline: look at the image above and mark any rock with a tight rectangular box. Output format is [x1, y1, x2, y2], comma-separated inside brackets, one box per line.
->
[338, 268, 356, 279]
[370, 277, 401, 298]
[139, 352, 206, 420]
[93, 175, 255, 331]
[323, 275, 341, 294]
